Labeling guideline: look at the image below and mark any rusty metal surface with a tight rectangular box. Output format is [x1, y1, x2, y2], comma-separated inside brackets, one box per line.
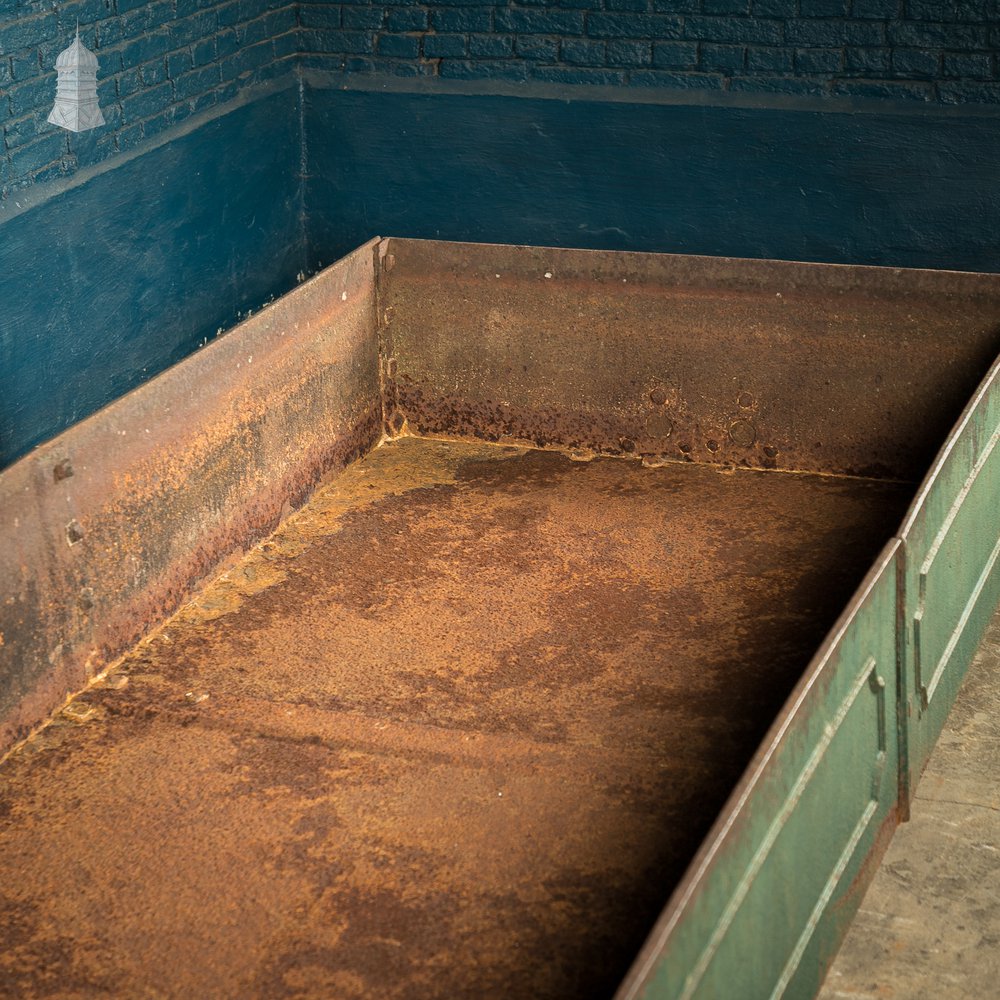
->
[0, 240, 383, 754]
[0, 437, 911, 999]
[380, 239, 1000, 480]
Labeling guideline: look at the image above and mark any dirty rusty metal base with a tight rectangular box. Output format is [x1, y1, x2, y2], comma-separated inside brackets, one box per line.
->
[0, 437, 910, 1000]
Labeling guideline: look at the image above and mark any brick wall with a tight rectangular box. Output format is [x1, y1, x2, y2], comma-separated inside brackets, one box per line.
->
[1, 0, 297, 196]
[301, 1, 1000, 104]
[2, 2, 998, 198]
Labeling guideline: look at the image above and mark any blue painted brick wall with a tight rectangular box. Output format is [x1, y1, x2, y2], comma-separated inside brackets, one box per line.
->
[299, 1, 1000, 103]
[3, 2, 999, 197]
[1, 0, 298, 197]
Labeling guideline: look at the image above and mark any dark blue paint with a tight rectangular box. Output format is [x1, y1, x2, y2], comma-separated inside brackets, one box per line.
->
[303, 86, 1000, 274]
[0, 89, 305, 468]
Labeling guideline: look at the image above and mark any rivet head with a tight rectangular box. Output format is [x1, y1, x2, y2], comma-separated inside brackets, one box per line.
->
[706, 439, 720, 453]
[763, 445, 779, 459]
[649, 385, 669, 406]
[738, 391, 755, 409]
[66, 520, 84, 546]
[729, 419, 757, 448]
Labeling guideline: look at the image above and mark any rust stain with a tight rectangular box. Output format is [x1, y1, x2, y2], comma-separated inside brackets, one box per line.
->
[0, 437, 911, 999]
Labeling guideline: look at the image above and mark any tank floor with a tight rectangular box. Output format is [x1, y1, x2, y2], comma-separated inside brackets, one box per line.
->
[0, 437, 912, 1000]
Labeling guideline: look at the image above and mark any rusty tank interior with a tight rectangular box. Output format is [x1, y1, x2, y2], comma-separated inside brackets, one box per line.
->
[3, 240, 1000, 998]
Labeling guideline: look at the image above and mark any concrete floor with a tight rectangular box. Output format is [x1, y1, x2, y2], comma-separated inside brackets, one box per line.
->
[820, 612, 1000, 999]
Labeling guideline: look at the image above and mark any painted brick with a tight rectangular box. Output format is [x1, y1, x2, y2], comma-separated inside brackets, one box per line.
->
[424, 34, 469, 58]
[3, 112, 43, 150]
[516, 35, 561, 62]
[852, 0, 900, 16]
[937, 80, 1000, 104]
[684, 17, 784, 45]
[652, 41, 699, 69]
[587, 14, 682, 40]
[942, 52, 992, 80]
[500, 10, 586, 36]
[700, 44, 747, 72]
[795, 47, 843, 73]
[439, 59, 528, 81]
[6, 0, 1000, 201]
[430, 9, 492, 33]
[891, 47, 940, 77]
[10, 50, 41, 82]
[468, 34, 514, 59]
[387, 9, 429, 33]
[0, 13, 57, 55]
[343, 8, 386, 31]
[121, 80, 173, 122]
[800, 0, 851, 16]
[652, 0, 701, 11]
[561, 39, 607, 65]
[606, 40, 654, 67]
[174, 64, 221, 101]
[378, 34, 422, 59]
[13, 132, 67, 175]
[746, 45, 795, 72]
[192, 38, 217, 68]
[606, 0, 649, 11]
[300, 7, 343, 31]
[7, 74, 54, 117]
[844, 46, 891, 75]
[752, 0, 797, 14]
[703, 0, 751, 14]
[167, 49, 194, 80]
[140, 57, 167, 85]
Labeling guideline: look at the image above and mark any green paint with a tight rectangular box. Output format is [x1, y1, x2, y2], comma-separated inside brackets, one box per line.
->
[621, 544, 901, 1000]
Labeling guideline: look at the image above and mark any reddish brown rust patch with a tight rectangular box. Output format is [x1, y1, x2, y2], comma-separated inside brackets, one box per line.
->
[0, 438, 911, 999]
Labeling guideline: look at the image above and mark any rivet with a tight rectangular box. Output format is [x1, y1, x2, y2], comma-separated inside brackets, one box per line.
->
[729, 419, 757, 448]
[66, 520, 84, 546]
[619, 437, 636, 454]
[763, 445, 778, 459]
[53, 459, 74, 482]
[649, 385, 668, 406]
[737, 391, 755, 409]
[706, 439, 719, 453]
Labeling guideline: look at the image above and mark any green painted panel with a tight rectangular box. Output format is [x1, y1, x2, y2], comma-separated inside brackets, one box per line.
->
[899, 354, 1000, 796]
[618, 542, 900, 1000]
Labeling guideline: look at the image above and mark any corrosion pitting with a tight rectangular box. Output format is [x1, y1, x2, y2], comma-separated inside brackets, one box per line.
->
[0, 437, 912, 1000]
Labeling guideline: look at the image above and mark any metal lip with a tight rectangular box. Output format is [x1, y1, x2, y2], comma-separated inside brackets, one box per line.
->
[614, 537, 902, 1000]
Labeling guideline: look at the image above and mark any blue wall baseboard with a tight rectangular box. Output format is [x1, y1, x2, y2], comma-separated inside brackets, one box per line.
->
[0, 86, 305, 469]
[304, 81, 1000, 275]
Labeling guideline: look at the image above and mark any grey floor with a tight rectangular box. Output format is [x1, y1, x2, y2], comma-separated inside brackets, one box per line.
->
[819, 614, 1000, 999]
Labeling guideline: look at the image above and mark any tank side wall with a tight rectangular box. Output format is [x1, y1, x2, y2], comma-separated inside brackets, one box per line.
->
[0, 240, 382, 753]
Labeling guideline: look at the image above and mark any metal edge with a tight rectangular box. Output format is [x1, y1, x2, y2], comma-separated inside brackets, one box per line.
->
[614, 537, 902, 1000]
[382, 237, 1000, 297]
[897, 350, 1000, 542]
